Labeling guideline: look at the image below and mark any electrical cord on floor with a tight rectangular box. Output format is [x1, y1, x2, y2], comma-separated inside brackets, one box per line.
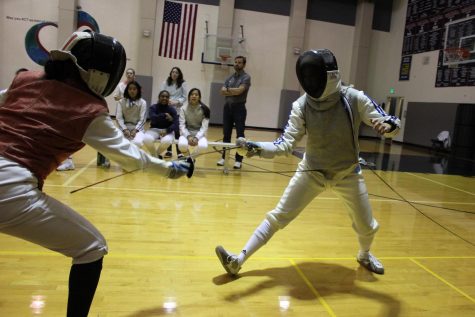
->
[367, 192, 475, 215]
[365, 165, 475, 247]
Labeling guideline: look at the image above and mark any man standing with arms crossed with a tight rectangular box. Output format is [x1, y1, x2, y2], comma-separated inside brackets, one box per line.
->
[217, 56, 251, 169]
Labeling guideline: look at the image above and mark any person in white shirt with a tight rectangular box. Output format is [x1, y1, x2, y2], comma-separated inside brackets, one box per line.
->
[116, 81, 147, 147]
[113, 68, 136, 102]
[160, 67, 187, 158]
[178, 88, 210, 158]
[94, 67, 137, 168]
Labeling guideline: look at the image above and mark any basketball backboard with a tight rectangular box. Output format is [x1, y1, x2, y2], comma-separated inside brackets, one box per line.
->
[443, 15, 475, 67]
[201, 34, 247, 66]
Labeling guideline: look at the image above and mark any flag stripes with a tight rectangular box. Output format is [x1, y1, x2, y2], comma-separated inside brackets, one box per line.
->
[159, 0, 198, 61]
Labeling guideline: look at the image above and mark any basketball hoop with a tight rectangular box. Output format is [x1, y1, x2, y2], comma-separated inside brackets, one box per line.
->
[443, 47, 470, 68]
[219, 54, 230, 69]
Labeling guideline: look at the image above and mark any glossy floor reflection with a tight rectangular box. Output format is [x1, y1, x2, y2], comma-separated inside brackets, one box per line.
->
[360, 151, 475, 176]
[0, 128, 474, 316]
[294, 139, 475, 176]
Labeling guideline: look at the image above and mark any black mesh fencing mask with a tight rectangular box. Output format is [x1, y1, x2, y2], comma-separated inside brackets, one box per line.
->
[50, 31, 126, 97]
[296, 49, 338, 99]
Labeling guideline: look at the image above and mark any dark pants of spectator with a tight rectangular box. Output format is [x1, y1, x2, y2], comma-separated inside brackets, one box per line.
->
[222, 102, 247, 162]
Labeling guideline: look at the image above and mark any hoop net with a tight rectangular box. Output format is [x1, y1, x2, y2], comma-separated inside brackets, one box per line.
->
[443, 47, 470, 68]
[219, 55, 230, 69]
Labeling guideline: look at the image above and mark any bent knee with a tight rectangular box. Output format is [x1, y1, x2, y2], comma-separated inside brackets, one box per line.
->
[265, 212, 286, 230]
[355, 218, 379, 237]
[71, 236, 109, 265]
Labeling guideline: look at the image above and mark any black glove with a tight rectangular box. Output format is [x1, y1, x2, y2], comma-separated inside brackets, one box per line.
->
[168, 158, 194, 179]
[245, 141, 261, 158]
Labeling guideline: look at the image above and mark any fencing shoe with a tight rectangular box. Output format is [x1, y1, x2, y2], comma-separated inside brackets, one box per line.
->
[216, 158, 225, 166]
[233, 162, 242, 169]
[215, 245, 240, 275]
[357, 252, 384, 275]
[56, 158, 75, 171]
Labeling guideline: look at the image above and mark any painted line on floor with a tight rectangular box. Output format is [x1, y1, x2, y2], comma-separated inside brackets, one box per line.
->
[410, 258, 475, 303]
[44, 184, 475, 206]
[290, 258, 337, 317]
[1, 251, 474, 261]
[46, 184, 283, 198]
[62, 158, 97, 187]
[406, 172, 475, 196]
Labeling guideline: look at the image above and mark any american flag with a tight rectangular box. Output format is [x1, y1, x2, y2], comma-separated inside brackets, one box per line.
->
[159, 0, 198, 60]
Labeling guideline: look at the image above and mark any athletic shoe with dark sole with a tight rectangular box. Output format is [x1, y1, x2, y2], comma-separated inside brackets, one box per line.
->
[215, 245, 240, 275]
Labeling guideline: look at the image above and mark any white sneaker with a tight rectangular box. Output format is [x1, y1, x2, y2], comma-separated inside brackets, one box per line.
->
[56, 158, 75, 171]
[233, 162, 242, 169]
[357, 252, 384, 275]
[216, 158, 225, 166]
[215, 246, 241, 275]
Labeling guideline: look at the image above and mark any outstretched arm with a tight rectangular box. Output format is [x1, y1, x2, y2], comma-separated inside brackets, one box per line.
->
[83, 114, 191, 178]
[238, 96, 307, 158]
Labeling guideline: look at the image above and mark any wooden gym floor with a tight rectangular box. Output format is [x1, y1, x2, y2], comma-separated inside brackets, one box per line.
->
[0, 127, 474, 316]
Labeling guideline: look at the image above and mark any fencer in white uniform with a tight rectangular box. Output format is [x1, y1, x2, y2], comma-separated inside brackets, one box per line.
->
[216, 49, 400, 275]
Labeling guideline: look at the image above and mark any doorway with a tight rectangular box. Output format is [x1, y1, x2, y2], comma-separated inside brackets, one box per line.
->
[385, 96, 404, 118]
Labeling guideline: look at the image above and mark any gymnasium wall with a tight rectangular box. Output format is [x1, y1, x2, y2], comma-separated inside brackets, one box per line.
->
[0, 0, 142, 115]
[0, 0, 60, 82]
[403, 102, 458, 148]
[367, 0, 475, 142]
[1, 0, 474, 141]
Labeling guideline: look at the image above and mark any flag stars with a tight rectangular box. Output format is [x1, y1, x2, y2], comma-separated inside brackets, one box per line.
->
[164, 1, 182, 24]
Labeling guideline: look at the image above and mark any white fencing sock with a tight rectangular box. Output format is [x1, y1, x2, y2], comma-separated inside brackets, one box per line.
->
[357, 235, 374, 260]
[237, 218, 278, 265]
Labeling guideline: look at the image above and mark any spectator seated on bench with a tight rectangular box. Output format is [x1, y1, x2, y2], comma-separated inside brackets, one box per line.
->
[177, 88, 210, 159]
[142, 90, 179, 158]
